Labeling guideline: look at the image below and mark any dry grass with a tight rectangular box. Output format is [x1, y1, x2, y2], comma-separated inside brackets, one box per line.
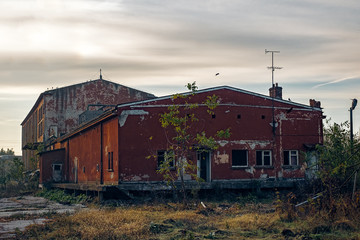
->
[221, 212, 280, 231]
[18, 197, 360, 240]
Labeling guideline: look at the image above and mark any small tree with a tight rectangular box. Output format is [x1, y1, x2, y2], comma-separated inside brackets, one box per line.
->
[9, 157, 24, 182]
[315, 121, 360, 197]
[154, 82, 230, 203]
[28, 144, 44, 170]
[0, 148, 15, 155]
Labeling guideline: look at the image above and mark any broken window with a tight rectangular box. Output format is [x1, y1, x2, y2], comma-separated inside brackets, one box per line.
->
[157, 150, 175, 169]
[53, 164, 61, 171]
[38, 121, 43, 137]
[232, 150, 248, 167]
[284, 150, 298, 166]
[256, 150, 272, 166]
[108, 152, 114, 172]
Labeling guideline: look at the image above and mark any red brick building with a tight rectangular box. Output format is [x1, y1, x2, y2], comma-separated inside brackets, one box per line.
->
[21, 77, 155, 170]
[39, 84, 323, 193]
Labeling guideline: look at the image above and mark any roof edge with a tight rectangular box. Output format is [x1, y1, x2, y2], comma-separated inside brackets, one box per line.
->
[21, 78, 157, 126]
[21, 93, 44, 126]
[56, 108, 117, 143]
[117, 85, 321, 111]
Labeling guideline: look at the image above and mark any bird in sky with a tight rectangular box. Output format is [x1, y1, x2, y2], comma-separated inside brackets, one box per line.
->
[215, 73, 219, 76]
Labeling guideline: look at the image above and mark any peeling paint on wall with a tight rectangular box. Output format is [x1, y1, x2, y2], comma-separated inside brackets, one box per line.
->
[260, 173, 268, 179]
[300, 163, 307, 172]
[218, 140, 228, 147]
[119, 110, 149, 127]
[130, 174, 150, 181]
[131, 175, 142, 181]
[230, 140, 271, 150]
[276, 112, 288, 121]
[214, 151, 229, 165]
[245, 166, 255, 174]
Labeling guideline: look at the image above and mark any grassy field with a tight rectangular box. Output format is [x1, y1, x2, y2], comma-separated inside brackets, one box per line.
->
[17, 192, 360, 240]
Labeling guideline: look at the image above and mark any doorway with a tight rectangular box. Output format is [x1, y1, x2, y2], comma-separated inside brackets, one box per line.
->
[197, 151, 211, 182]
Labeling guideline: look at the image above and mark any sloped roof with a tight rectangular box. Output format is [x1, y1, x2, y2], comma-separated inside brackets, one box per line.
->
[117, 85, 321, 111]
[21, 78, 156, 125]
[54, 84, 322, 143]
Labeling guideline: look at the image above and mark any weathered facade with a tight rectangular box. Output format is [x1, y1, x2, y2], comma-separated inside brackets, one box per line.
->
[39, 84, 324, 193]
[21, 78, 156, 170]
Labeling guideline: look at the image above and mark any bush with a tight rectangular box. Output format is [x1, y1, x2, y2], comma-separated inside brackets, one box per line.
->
[36, 189, 90, 204]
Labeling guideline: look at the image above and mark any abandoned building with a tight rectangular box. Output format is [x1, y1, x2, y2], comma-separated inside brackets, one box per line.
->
[39, 84, 324, 197]
[21, 76, 156, 170]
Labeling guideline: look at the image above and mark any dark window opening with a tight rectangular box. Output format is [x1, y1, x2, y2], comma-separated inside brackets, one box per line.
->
[83, 166, 85, 173]
[232, 150, 248, 167]
[261, 115, 266, 119]
[237, 114, 241, 119]
[256, 151, 262, 165]
[157, 150, 175, 168]
[284, 150, 298, 166]
[256, 150, 272, 166]
[212, 114, 216, 119]
[108, 151, 114, 171]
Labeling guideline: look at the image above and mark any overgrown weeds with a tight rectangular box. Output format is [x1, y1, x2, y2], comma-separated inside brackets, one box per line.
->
[36, 189, 90, 205]
[13, 189, 360, 239]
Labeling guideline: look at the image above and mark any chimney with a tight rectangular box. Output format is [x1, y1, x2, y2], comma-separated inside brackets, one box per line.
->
[309, 99, 321, 108]
[269, 83, 282, 99]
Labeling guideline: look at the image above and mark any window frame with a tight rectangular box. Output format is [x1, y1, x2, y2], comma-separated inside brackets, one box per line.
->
[107, 151, 114, 172]
[157, 150, 175, 169]
[256, 150, 272, 167]
[231, 150, 248, 168]
[283, 150, 299, 166]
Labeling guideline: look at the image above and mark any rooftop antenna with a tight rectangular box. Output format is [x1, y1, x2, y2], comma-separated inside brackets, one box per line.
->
[265, 49, 282, 136]
[265, 49, 282, 87]
[100, 69, 103, 80]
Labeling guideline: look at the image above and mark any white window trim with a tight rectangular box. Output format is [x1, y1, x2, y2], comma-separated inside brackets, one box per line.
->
[232, 150, 248, 167]
[284, 150, 299, 166]
[256, 150, 272, 166]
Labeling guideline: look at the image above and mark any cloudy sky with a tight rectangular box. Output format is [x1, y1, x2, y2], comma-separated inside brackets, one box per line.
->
[0, 0, 359, 155]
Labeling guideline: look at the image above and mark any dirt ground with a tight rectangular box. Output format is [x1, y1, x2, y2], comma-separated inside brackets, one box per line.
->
[0, 196, 85, 239]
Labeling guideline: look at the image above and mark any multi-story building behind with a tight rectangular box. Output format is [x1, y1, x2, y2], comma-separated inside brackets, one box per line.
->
[21, 76, 156, 170]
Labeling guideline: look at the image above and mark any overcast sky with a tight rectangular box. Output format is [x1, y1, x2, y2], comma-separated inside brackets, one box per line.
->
[1, 0, 360, 155]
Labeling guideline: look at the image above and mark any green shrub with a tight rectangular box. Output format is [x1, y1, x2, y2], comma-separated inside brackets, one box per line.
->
[36, 189, 90, 204]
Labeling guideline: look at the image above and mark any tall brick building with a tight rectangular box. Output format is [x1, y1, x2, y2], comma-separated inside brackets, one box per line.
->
[21, 77, 156, 170]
